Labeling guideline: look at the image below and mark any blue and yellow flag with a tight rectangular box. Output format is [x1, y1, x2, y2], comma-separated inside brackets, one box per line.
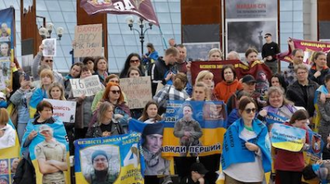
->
[74, 133, 145, 184]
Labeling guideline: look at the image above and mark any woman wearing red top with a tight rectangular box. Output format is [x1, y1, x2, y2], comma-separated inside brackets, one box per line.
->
[214, 65, 242, 103]
[275, 109, 310, 184]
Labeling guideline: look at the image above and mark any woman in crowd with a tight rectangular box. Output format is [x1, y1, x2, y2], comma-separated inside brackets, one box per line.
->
[100, 82, 130, 130]
[143, 43, 159, 65]
[214, 65, 242, 103]
[29, 68, 54, 118]
[195, 70, 217, 100]
[82, 57, 95, 74]
[270, 73, 288, 92]
[275, 109, 310, 184]
[119, 53, 145, 78]
[245, 47, 259, 64]
[189, 82, 210, 101]
[208, 48, 222, 61]
[154, 73, 189, 114]
[86, 101, 124, 138]
[47, 82, 66, 101]
[317, 74, 330, 145]
[138, 101, 162, 124]
[91, 74, 120, 112]
[127, 66, 144, 119]
[222, 97, 271, 184]
[0, 108, 16, 149]
[93, 57, 109, 84]
[10, 73, 33, 142]
[259, 86, 297, 130]
[63, 62, 83, 98]
[71, 66, 94, 140]
[226, 91, 250, 128]
[309, 51, 330, 85]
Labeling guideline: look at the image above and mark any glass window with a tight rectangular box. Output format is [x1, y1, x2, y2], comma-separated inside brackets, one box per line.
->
[49, 12, 64, 22]
[63, 12, 76, 23]
[155, 2, 170, 13]
[108, 34, 124, 46]
[59, 1, 75, 11]
[169, 2, 180, 13]
[45, 1, 61, 11]
[36, 1, 48, 11]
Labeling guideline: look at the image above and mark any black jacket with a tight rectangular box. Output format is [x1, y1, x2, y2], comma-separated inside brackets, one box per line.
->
[149, 58, 176, 96]
[286, 80, 319, 117]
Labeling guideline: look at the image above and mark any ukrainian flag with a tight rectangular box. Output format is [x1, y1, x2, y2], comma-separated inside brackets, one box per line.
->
[28, 88, 47, 118]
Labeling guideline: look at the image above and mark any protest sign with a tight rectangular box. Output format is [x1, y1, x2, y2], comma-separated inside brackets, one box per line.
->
[265, 112, 288, 126]
[21, 117, 70, 184]
[70, 75, 103, 97]
[191, 60, 272, 85]
[129, 119, 172, 177]
[42, 38, 56, 57]
[120, 76, 152, 109]
[162, 100, 227, 157]
[74, 132, 144, 184]
[0, 120, 20, 184]
[271, 123, 306, 152]
[0, 7, 14, 91]
[74, 24, 102, 57]
[304, 130, 324, 164]
[43, 99, 76, 123]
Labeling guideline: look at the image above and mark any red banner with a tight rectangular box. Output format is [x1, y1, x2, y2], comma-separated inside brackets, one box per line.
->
[80, 0, 159, 26]
[190, 60, 272, 85]
[277, 38, 330, 64]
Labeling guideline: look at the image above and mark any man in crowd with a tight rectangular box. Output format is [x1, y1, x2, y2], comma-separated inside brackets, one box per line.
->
[168, 38, 176, 47]
[262, 33, 280, 74]
[142, 123, 172, 184]
[0, 42, 9, 57]
[84, 150, 118, 184]
[32, 43, 63, 84]
[180, 162, 208, 184]
[174, 105, 202, 156]
[175, 44, 188, 74]
[0, 160, 8, 174]
[149, 47, 179, 95]
[286, 64, 319, 121]
[35, 125, 67, 184]
[284, 48, 305, 85]
[226, 51, 240, 61]
[226, 75, 256, 113]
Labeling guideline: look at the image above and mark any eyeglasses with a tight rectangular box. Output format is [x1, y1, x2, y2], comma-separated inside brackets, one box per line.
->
[130, 59, 140, 63]
[110, 90, 121, 94]
[244, 108, 256, 114]
[297, 71, 307, 75]
[264, 36, 269, 39]
[45, 60, 53, 63]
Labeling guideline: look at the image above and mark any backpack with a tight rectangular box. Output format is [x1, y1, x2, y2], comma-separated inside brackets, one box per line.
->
[13, 158, 36, 184]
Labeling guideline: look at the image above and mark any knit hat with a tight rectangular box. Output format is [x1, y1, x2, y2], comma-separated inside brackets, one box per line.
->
[91, 150, 108, 163]
[142, 123, 164, 136]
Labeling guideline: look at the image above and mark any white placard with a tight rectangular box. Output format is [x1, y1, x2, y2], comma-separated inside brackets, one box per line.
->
[70, 75, 103, 97]
[44, 99, 76, 123]
[42, 38, 57, 56]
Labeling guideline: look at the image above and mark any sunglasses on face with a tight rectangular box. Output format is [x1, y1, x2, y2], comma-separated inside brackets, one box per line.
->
[264, 36, 269, 39]
[244, 108, 256, 114]
[130, 59, 140, 63]
[111, 90, 121, 94]
[45, 60, 53, 63]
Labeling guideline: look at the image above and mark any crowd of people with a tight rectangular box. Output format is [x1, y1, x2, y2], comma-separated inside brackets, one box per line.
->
[1, 34, 330, 184]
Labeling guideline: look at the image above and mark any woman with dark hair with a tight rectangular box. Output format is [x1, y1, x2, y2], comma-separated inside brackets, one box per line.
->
[86, 101, 124, 138]
[119, 53, 145, 78]
[270, 73, 288, 92]
[222, 97, 271, 184]
[138, 101, 162, 123]
[214, 65, 242, 103]
[82, 57, 95, 74]
[309, 51, 330, 85]
[275, 109, 310, 184]
[143, 43, 159, 65]
[93, 57, 109, 84]
[63, 62, 83, 98]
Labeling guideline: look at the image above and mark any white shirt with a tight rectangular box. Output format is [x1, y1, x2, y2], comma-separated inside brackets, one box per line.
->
[0, 124, 16, 149]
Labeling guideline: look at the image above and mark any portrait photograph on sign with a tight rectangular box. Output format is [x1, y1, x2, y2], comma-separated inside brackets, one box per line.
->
[42, 38, 56, 57]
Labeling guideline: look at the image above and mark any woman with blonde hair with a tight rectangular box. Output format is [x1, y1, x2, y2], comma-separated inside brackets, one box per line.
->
[190, 82, 210, 101]
[29, 68, 54, 118]
[0, 108, 16, 149]
[208, 48, 222, 61]
[47, 82, 66, 101]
